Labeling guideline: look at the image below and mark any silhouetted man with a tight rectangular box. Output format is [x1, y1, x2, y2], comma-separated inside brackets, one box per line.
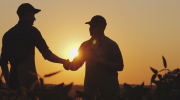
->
[64, 15, 124, 96]
[0, 3, 69, 90]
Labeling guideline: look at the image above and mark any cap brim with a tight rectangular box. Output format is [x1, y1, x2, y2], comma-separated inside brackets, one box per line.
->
[85, 22, 91, 24]
[34, 9, 41, 13]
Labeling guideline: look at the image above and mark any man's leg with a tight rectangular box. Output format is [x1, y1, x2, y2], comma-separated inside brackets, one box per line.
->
[17, 51, 39, 90]
[8, 65, 20, 90]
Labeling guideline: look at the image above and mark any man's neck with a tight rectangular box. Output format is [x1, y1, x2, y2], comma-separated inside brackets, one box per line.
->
[92, 33, 105, 40]
[19, 19, 31, 25]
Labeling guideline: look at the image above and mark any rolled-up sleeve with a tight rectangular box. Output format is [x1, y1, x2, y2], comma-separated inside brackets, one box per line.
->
[28, 27, 52, 59]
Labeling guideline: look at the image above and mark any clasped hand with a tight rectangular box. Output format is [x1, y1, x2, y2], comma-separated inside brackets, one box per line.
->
[63, 59, 71, 70]
[63, 48, 105, 70]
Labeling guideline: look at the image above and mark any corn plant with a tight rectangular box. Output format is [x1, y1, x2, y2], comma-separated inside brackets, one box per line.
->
[0, 71, 74, 100]
[150, 56, 180, 100]
[0, 56, 180, 100]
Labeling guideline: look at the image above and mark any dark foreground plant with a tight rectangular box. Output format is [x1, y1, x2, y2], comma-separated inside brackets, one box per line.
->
[75, 56, 180, 100]
[149, 56, 180, 100]
[0, 56, 180, 100]
[0, 71, 73, 100]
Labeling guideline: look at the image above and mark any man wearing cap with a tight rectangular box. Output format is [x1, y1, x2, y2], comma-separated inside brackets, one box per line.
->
[0, 3, 69, 90]
[64, 15, 124, 96]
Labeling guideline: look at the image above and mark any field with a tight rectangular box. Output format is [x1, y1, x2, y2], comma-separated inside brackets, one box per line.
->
[45, 84, 156, 97]
[0, 56, 178, 99]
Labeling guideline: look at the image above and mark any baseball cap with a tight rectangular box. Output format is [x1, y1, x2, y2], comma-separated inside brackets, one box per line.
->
[17, 3, 41, 16]
[85, 15, 107, 26]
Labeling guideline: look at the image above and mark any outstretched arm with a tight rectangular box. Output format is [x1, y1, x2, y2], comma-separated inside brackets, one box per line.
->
[28, 27, 69, 64]
[44, 51, 68, 64]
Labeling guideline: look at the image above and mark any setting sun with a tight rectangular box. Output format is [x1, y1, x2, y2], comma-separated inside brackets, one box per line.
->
[69, 48, 78, 59]
[66, 45, 79, 61]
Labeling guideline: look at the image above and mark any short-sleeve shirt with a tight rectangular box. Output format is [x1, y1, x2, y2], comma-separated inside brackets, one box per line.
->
[79, 35, 123, 92]
[1, 21, 51, 66]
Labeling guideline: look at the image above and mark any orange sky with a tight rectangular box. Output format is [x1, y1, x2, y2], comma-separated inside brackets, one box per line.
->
[0, 0, 180, 85]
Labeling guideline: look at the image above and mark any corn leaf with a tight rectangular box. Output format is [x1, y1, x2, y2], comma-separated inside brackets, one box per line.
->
[123, 83, 134, 95]
[150, 67, 158, 75]
[54, 83, 64, 90]
[162, 56, 167, 68]
[159, 69, 165, 72]
[29, 71, 41, 78]
[29, 79, 39, 91]
[151, 74, 156, 82]
[140, 82, 144, 89]
[58, 83, 73, 96]
[158, 74, 163, 81]
[40, 78, 44, 89]
[44, 71, 61, 77]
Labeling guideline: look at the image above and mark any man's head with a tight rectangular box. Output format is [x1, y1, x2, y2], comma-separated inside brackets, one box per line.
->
[17, 3, 41, 25]
[85, 15, 107, 37]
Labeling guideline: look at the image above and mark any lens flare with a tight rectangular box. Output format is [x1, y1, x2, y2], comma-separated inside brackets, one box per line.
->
[92, 40, 96, 44]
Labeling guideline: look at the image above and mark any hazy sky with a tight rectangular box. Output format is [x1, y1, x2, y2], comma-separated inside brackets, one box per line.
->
[0, 0, 180, 85]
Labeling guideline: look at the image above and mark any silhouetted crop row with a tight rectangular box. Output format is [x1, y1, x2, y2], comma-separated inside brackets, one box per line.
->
[0, 56, 179, 100]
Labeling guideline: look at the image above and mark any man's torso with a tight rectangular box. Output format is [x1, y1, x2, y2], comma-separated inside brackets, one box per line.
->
[2, 21, 35, 64]
[80, 36, 122, 90]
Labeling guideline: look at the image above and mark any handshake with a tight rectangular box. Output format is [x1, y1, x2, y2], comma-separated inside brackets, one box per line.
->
[62, 47, 92, 71]
[63, 59, 82, 71]
[62, 47, 104, 71]
[63, 59, 71, 70]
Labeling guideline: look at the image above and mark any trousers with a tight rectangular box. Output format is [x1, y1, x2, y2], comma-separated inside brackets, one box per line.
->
[8, 51, 39, 90]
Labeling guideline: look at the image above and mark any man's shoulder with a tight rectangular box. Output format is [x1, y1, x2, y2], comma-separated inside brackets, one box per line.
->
[7, 23, 38, 32]
[22, 24, 39, 32]
[81, 40, 90, 45]
[14, 22, 40, 32]
[3, 23, 40, 39]
[79, 39, 91, 50]
[105, 36, 118, 46]
[81, 37, 93, 45]
[3, 25, 17, 39]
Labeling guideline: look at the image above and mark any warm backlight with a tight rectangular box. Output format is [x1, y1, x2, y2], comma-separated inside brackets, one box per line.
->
[67, 46, 79, 61]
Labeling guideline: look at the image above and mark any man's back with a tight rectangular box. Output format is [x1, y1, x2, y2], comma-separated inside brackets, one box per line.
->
[0, 3, 69, 90]
[1, 21, 49, 65]
[2, 21, 34, 64]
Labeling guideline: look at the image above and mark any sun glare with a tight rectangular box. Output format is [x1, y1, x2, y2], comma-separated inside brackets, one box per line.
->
[66, 46, 79, 61]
